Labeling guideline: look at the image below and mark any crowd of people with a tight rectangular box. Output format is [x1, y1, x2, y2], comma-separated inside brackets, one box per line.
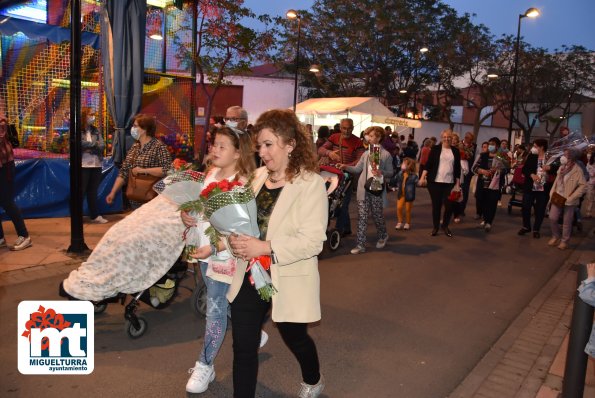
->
[4, 104, 594, 397]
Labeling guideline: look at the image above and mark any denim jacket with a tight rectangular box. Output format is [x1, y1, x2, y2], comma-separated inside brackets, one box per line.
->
[577, 276, 595, 357]
[394, 170, 419, 202]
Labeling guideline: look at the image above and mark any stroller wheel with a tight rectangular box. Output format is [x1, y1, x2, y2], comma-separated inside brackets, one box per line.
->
[125, 316, 148, 339]
[328, 229, 341, 251]
[191, 284, 208, 317]
[93, 303, 107, 314]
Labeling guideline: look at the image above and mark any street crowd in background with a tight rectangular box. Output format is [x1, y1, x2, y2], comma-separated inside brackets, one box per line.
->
[3, 106, 595, 398]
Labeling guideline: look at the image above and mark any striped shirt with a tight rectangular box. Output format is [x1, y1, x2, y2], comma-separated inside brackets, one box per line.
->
[119, 138, 171, 180]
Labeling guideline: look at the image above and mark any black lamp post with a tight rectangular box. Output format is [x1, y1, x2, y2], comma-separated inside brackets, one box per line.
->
[287, 9, 301, 112]
[508, 7, 540, 144]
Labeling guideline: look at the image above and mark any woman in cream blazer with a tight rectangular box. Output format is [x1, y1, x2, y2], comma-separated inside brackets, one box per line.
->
[228, 109, 328, 398]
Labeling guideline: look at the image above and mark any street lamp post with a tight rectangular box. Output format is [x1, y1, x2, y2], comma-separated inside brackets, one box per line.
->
[287, 9, 301, 112]
[508, 7, 540, 144]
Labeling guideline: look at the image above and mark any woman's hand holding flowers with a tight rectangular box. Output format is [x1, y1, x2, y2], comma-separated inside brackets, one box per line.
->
[180, 210, 197, 227]
[229, 234, 270, 261]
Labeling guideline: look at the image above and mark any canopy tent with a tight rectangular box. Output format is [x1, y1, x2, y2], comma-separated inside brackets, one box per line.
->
[295, 97, 394, 116]
[294, 97, 421, 135]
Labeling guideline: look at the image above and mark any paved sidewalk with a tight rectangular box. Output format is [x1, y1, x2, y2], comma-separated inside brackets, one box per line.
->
[0, 213, 126, 286]
[450, 227, 595, 398]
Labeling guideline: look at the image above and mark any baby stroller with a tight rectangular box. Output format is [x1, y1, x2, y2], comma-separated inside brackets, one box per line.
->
[320, 165, 353, 251]
[89, 256, 203, 339]
[507, 165, 525, 214]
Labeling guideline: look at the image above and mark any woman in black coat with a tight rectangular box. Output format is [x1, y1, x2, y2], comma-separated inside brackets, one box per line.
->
[419, 129, 461, 237]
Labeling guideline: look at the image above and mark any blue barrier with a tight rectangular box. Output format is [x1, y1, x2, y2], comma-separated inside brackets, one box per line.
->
[1, 158, 123, 220]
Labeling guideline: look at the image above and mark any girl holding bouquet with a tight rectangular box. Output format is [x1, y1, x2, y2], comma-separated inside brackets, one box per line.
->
[228, 109, 328, 398]
[337, 126, 394, 254]
[181, 127, 256, 394]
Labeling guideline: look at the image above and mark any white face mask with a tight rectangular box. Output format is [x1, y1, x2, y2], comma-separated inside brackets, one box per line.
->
[226, 121, 238, 129]
[131, 126, 140, 140]
[560, 155, 568, 165]
[530, 147, 539, 155]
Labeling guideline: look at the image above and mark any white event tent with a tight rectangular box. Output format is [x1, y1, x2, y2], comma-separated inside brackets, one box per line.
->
[294, 97, 421, 135]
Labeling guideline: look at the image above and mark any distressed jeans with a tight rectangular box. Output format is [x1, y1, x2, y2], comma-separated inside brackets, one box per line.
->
[198, 261, 230, 366]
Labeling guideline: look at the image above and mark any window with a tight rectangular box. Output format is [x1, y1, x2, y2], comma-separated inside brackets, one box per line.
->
[567, 114, 582, 133]
[480, 106, 493, 126]
[450, 106, 463, 124]
[528, 113, 540, 128]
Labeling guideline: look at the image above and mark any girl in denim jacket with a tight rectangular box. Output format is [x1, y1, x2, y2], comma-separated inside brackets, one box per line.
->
[578, 263, 595, 358]
[394, 157, 419, 230]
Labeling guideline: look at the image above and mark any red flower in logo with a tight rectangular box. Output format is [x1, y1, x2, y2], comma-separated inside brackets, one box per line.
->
[21, 306, 72, 350]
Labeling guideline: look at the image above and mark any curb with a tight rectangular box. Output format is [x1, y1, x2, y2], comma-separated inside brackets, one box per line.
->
[0, 259, 81, 287]
[449, 227, 594, 398]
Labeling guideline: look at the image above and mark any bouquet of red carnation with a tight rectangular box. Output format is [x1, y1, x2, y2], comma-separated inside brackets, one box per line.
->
[197, 178, 276, 301]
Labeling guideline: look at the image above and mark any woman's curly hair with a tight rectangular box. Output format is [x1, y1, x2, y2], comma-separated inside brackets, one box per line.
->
[253, 109, 318, 181]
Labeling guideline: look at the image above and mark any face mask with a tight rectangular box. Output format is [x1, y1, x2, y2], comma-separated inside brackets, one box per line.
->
[364, 135, 370, 143]
[226, 121, 238, 129]
[131, 126, 140, 140]
[560, 156, 568, 165]
[530, 147, 539, 155]
[488, 145, 496, 153]
[87, 116, 95, 125]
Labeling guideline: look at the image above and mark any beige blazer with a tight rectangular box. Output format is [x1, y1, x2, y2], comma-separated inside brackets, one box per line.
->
[550, 164, 587, 206]
[227, 166, 329, 323]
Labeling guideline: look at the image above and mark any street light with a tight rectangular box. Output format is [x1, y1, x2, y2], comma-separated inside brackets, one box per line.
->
[508, 7, 540, 144]
[287, 9, 301, 112]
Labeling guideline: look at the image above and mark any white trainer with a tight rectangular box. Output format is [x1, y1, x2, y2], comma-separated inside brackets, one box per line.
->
[11, 236, 32, 251]
[90, 215, 108, 224]
[186, 361, 215, 393]
[259, 330, 269, 348]
[376, 235, 388, 249]
[298, 374, 325, 398]
[403, 223, 410, 230]
[395, 223, 403, 230]
[350, 245, 366, 254]
[0, 238, 6, 248]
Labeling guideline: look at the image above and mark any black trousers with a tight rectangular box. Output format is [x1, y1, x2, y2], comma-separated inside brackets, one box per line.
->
[475, 184, 486, 218]
[482, 189, 500, 224]
[460, 172, 473, 215]
[522, 190, 548, 232]
[427, 182, 454, 228]
[81, 167, 102, 219]
[230, 273, 321, 398]
[0, 161, 28, 238]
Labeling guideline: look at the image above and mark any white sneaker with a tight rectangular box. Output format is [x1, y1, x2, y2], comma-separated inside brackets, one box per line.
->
[186, 361, 215, 393]
[395, 223, 403, 230]
[350, 245, 366, 254]
[376, 235, 388, 249]
[403, 223, 410, 230]
[498, 201, 502, 207]
[0, 238, 6, 248]
[548, 237, 560, 246]
[90, 215, 108, 224]
[298, 374, 325, 398]
[479, 221, 485, 227]
[11, 236, 32, 251]
[484, 223, 491, 232]
[259, 330, 269, 348]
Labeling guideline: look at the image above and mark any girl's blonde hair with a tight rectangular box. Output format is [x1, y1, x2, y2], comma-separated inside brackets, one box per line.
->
[402, 157, 417, 174]
[210, 126, 256, 179]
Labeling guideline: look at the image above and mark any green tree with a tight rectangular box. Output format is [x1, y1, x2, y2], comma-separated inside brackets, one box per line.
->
[171, 0, 275, 161]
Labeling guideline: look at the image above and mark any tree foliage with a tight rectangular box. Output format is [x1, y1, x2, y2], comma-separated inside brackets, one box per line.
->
[171, 0, 275, 160]
[278, 0, 594, 142]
